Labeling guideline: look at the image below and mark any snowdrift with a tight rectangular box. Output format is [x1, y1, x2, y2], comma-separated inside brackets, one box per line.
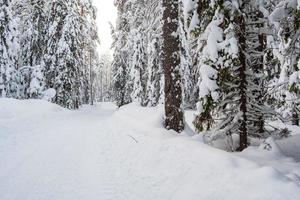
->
[0, 99, 299, 200]
[112, 103, 300, 200]
[0, 98, 64, 119]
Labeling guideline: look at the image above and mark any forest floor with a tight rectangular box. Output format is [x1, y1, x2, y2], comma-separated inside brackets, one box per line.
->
[0, 99, 300, 200]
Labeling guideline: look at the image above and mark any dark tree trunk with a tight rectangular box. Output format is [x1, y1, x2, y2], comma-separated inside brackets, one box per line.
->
[235, 14, 248, 151]
[162, 0, 184, 133]
[292, 111, 299, 126]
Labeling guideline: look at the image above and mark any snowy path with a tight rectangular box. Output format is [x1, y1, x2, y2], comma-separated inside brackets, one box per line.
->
[0, 102, 124, 200]
[0, 99, 300, 200]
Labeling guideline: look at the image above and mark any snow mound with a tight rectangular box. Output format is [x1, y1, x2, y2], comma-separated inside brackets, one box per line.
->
[0, 98, 64, 120]
[0, 101, 299, 200]
[42, 88, 56, 101]
[259, 137, 284, 156]
[111, 103, 300, 200]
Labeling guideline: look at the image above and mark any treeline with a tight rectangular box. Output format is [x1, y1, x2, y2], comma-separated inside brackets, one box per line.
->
[0, 0, 99, 109]
[112, 0, 300, 150]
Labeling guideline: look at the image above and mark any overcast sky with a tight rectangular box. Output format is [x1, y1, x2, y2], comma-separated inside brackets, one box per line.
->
[94, 1, 117, 55]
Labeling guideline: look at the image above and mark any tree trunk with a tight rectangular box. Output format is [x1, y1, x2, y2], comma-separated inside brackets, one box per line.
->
[162, 0, 184, 133]
[292, 110, 299, 126]
[235, 14, 248, 151]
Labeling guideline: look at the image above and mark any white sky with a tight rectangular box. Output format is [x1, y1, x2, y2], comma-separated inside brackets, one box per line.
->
[94, 1, 117, 55]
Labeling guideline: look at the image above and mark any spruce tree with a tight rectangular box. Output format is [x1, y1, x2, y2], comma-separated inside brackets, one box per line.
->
[78, 0, 99, 105]
[112, 0, 132, 107]
[0, 0, 19, 98]
[270, 0, 300, 125]
[44, 0, 83, 109]
[192, 0, 274, 151]
[145, 0, 164, 107]
[17, 0, 46, 99]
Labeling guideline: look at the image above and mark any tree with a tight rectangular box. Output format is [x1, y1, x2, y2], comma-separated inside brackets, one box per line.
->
[16, 0, 46, 99]
[269, 0, 300, 126]
[145, 0, 164, 107]
[0, 0, 19, 98]
[94, 53, 113, 102]
[112, 0, 165, 108]
[192, 0, 276, 151]
[128, 0, 148, 106]
[43, 0, 83, 109]
[19, 0, 46, 67]
[112, 0, 132, 107]
[162, 0, 184, 132]
[78, 0, 99, 105]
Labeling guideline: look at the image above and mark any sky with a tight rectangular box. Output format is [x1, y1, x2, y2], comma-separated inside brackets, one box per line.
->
[94, 1, 117, 55]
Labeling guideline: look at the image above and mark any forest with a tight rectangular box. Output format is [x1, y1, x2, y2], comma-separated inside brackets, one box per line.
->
[1, 0, 300, 199]
[2, 0, 300, 150]
[0, 0, 112, 108]
[111, 0, 300, 151]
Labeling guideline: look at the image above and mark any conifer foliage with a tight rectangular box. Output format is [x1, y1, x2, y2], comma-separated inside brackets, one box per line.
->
[0, 0, 19, 98]
[0, 0, 99, 109]
[2, 0, 300, 150]
[111, 0, 300, 150]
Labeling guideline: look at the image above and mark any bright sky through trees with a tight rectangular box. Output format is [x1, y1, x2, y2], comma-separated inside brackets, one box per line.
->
[94, 1, 117, 54]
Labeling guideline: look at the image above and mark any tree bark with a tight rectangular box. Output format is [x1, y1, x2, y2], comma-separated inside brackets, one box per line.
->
[292, 110, 299, 126]
[235, 14, 248, 151]
[162, 0, 184, 132]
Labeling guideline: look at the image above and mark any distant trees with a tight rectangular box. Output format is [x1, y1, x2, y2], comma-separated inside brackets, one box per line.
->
[0, 0, 19, 98]
[0, 0, 99, 109]
[44, 0, 81, 109]
[112, 0, 132, 107]
[94, 53, 113, 102]
[112, 0, 184, 132]
[2, 0, 300, 149]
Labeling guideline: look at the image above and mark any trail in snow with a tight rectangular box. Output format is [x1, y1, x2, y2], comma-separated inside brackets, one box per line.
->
[0, 99, 300, 200]
[0, 102, 122, 200]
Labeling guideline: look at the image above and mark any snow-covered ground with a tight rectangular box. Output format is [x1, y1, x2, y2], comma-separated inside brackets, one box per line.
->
[0, 99, 300, 200]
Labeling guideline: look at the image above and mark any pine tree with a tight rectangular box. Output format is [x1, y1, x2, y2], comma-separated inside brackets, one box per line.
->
[17, 0, 46, 99]
[94, 53, 113, 102]
[78, 0, 99, 105]
[145, 0, 164, 107]
[192, 0, 275, 151]
[43, 0, 83, 109]
[112, 0, 132, 107]
[181, 0, 217, 110]
[269, 0, 300, 125]
[19, 0, 46, 67]
[129, 0, 148, 106]
[0, 0, 19, 98]
[192, 2, 223, 133]
[162, 0, 184, 132]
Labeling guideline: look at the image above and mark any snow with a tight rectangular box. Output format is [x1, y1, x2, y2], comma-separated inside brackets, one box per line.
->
[203, 17, 224, 62]
[268, 121, 300, 162]
[258, 0, 270, 17]
[269, 0, 298, 23]
[181, 0, 194, 19]
[199, 64, 219, 99]
[188, 11, 200, 32]
[42, 88, 56, 101]
[0, 98, 63, 119]
[0, 99, 300, 200]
